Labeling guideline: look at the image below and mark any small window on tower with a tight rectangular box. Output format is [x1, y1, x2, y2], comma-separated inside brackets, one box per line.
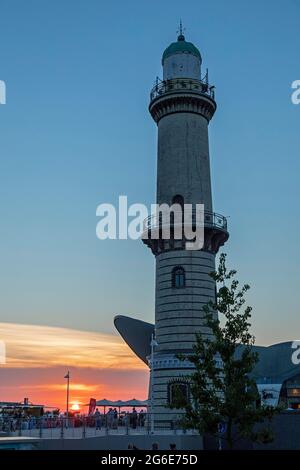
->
[172, 266, 185, 288]
[168, 380, 190, 407]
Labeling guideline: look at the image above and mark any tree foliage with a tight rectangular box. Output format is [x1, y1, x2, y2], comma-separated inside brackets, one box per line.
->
[171, 253, 280, 449]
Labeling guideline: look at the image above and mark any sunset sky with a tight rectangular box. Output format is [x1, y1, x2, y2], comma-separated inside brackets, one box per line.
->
[0, 323, 148, 410]
[0, 0, 299, 409]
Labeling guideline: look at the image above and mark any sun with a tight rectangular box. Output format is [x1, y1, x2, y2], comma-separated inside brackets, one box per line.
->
[70, 401, 81, 412]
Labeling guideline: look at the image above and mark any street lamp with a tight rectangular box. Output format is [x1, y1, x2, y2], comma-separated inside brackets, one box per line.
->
[150, 334, 158, 434]
[64, 370, 70, 427]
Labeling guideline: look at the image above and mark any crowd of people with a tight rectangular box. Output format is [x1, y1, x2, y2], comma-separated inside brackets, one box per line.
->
[0, 413, 67, 432]
[0, 407, 147, 433]
[93, 407, 146, 430]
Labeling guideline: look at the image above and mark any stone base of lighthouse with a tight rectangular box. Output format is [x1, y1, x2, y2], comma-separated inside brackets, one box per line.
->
[148, 250, 217, 428]
[148, 354, 195, 428]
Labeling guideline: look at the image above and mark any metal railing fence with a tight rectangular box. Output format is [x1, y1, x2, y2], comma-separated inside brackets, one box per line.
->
[0, 414, 196, 439]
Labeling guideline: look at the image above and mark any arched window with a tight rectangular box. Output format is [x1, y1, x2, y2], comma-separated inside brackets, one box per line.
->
[168, 380, 190, 407]
[172, 266, 185, 288]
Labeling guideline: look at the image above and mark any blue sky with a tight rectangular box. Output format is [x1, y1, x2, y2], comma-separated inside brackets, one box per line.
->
[0, 0, 299, 345]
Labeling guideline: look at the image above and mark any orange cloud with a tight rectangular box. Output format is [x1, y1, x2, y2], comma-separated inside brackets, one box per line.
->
[0, 323, 146, 370]
[18, 383, 99, 392]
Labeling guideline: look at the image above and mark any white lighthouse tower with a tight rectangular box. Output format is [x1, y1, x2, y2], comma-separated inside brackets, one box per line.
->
[141, 28, 229, 426]
[115, 28, 229, 428]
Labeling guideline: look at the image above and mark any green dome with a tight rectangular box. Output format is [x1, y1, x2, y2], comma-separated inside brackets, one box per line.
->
[162, 35, 202, 65]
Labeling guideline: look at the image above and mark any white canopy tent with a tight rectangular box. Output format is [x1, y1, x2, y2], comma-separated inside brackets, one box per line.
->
[93, 399, 148, 413]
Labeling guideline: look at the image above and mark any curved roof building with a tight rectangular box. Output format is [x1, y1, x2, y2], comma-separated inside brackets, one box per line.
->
[114, 315, 153, 365]
[115, 314, 300, 409]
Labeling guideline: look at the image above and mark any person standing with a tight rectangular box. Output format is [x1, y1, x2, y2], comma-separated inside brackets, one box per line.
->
[113, 408, 118, 429]
[107, 408, 113, 429]
[139, 409, 145, 427]
[132, 407, 137, 429]
[94, 408, 101, 431]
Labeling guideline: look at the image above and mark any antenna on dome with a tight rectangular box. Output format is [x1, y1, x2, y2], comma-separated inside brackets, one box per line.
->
[177, 19, 186, 40]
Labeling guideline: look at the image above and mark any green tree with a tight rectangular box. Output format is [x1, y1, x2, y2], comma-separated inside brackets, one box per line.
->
[171, 253, 280, 449]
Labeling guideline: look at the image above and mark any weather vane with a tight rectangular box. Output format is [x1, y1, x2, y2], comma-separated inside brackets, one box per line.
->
[177, 19, 186, 37]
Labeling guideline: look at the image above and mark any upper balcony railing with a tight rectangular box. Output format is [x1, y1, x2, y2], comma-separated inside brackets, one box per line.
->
[143, 209, 227, 233]
[150, 77, 216, 102]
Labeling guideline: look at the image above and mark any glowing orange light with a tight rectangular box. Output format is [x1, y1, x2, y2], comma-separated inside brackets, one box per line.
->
[70, 402, 81, 412]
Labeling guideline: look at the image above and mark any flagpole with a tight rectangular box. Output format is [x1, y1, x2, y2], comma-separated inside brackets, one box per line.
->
[65, 370, 70, 428]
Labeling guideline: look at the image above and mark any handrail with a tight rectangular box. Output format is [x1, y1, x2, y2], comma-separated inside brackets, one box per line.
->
[2, 414, 197, 439]
[143, 210, 227, 232]
[150, 77, 215, 102]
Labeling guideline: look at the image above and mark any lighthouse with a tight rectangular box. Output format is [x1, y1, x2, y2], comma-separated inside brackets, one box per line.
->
[143, 27, 229, 424]
[115, 28, 229, 426]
